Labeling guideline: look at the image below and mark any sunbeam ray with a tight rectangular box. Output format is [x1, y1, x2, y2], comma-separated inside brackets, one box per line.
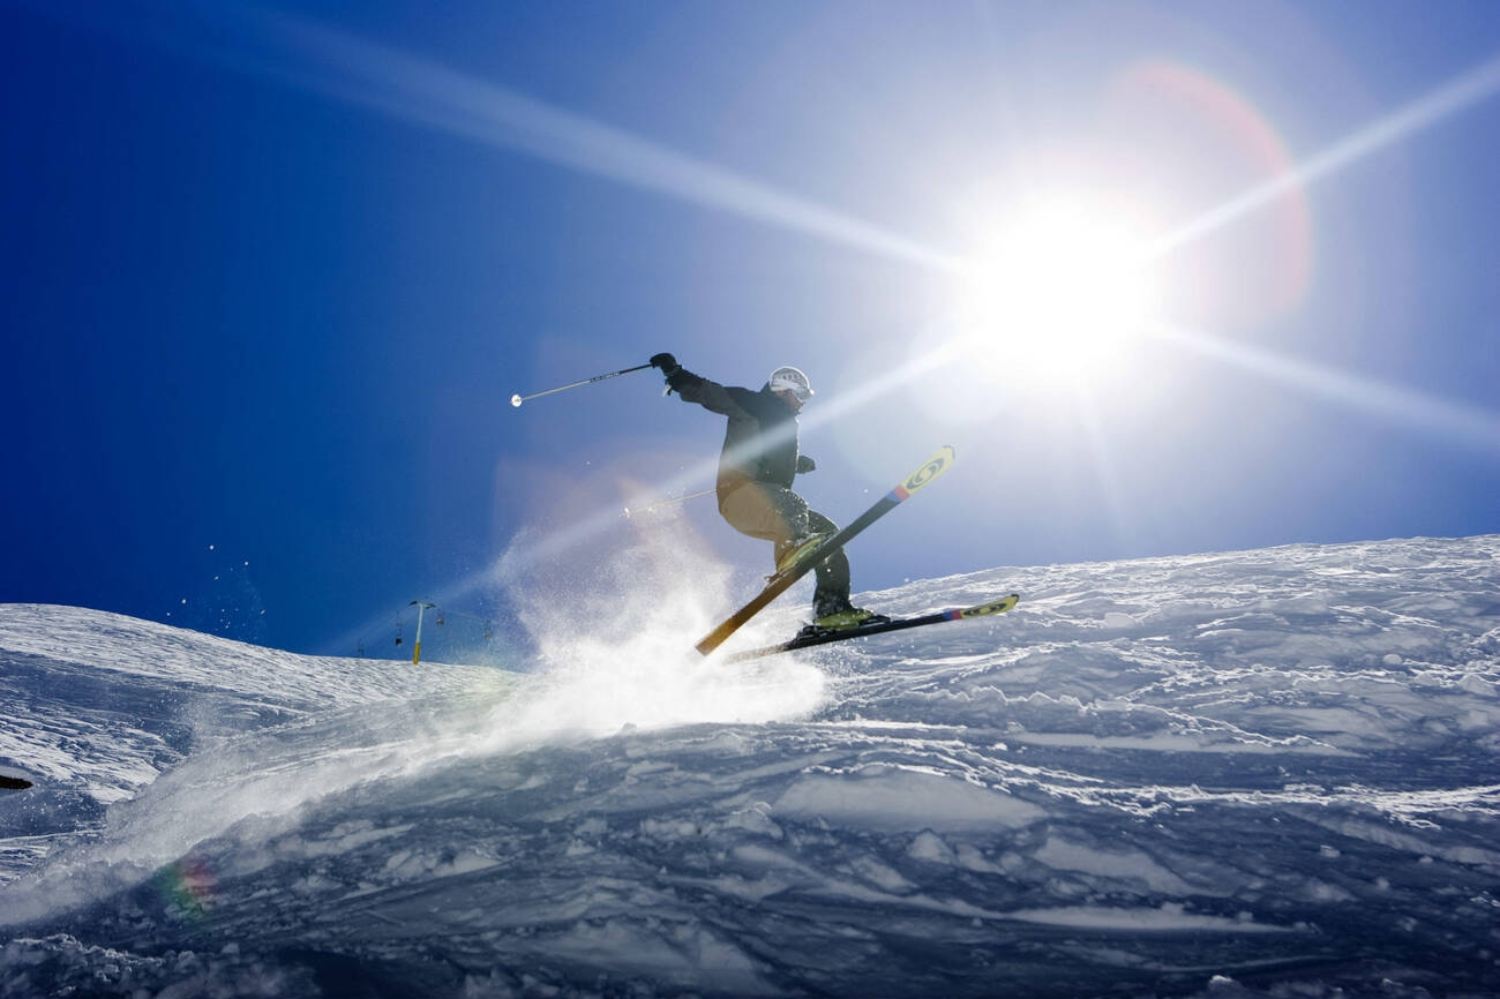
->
[1152, 323, 1500, 455]
[1148, 53, 1500, 259]
[20, 2, 954, 270]
[202, 9, 956, 272]
[1069, 382, 1137, 551]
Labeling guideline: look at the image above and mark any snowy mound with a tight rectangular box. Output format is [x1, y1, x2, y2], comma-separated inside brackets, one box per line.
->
[3, 536, 1500, 997]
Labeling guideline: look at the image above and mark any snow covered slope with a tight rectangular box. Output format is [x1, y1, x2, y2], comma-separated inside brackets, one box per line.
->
[3, 536, 1499, 998]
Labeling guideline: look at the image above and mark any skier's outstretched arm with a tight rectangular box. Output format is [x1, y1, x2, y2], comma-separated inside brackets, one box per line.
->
[650, 353, 748, 417]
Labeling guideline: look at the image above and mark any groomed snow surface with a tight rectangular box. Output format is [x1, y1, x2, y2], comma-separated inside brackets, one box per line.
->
[3, 535, 1500, 998]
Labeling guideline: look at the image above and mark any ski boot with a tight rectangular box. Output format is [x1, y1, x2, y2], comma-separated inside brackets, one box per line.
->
[798, 602, 891, 639]
[814, 607, 891, 631]
[773, 531, 833, 577]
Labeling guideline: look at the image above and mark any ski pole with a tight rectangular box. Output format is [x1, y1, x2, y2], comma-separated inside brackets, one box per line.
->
[623, 487, 716, 519]
[511, 362, 654, 408]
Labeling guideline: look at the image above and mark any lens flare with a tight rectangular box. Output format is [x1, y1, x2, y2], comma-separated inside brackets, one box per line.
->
[155, 855, 217, 919]
[1108, 60, 1314, 323]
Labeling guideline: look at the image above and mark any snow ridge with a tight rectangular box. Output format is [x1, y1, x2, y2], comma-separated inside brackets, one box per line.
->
[3, 535, 1500, 997]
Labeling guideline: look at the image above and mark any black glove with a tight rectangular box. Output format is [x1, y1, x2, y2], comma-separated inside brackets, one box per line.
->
[649, 352, 680, 374]
[797, 455, 816, 474]
[664, 367, 694, 395]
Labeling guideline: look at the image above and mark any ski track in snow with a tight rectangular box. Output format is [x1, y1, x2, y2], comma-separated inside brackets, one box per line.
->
[2, 536, 1500, 997]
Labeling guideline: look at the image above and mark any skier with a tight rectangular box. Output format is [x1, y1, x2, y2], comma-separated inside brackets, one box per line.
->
[649, 353, 887, 631]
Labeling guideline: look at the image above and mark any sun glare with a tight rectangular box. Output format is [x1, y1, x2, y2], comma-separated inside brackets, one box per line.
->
[947, 200, 1161, 388]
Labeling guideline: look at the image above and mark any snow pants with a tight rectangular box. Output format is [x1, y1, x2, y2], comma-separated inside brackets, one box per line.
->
[718, 480, 851, 616]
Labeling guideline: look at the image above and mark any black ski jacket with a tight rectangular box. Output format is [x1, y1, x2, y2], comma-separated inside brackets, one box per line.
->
[667, 367, 804, 501]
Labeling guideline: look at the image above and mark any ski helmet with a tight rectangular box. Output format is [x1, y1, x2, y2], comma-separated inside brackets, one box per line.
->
[768, 366, 814, 401]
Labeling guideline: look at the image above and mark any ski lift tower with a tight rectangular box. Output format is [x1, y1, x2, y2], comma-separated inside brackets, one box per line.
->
[409, 600, 437, 665]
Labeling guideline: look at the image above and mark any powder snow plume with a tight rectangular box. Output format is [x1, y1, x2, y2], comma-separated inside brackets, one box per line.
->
[478, 509, 829, 751]
[0, 510, 826, 928]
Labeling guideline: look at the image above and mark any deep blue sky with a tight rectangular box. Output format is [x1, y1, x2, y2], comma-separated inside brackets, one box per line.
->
[4, 1, 1499, 658]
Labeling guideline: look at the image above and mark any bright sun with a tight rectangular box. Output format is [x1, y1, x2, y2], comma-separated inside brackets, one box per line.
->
[946, 198, 1161, 388]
